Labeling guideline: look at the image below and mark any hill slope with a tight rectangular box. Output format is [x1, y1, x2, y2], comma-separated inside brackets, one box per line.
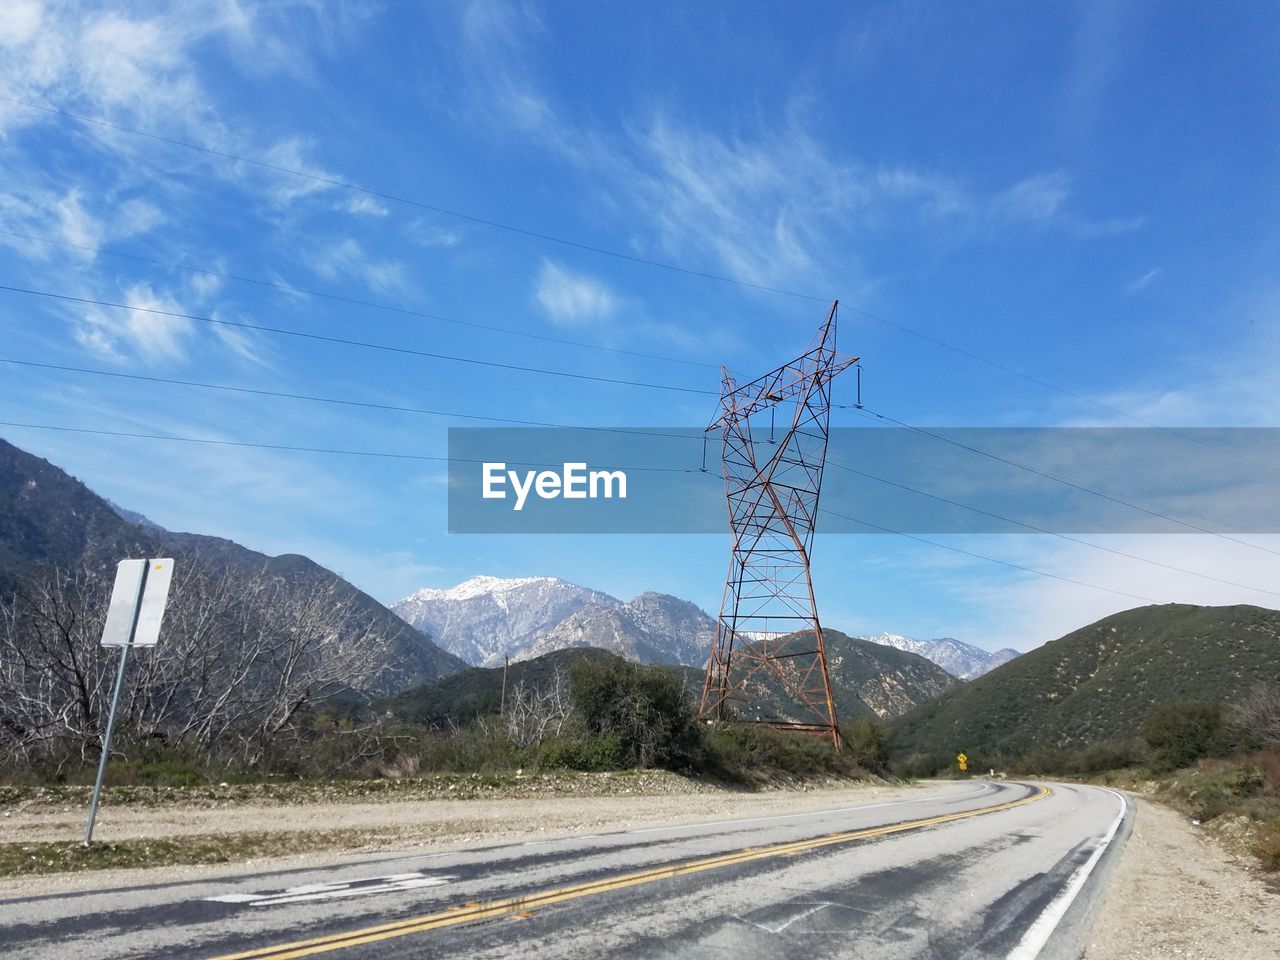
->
[732, 629, 960, 722]
[385, 648, 618, 727]
[392, 631, 958, 729]
[0, 438, 463, 688]
[891, 603, 1280, 758]
[518, 592, 714, 666]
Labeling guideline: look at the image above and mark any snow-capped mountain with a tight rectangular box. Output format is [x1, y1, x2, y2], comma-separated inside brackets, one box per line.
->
[392, 576, 619, 667]
[519, 592, 715, 666]
[860, 633, 1019, 679]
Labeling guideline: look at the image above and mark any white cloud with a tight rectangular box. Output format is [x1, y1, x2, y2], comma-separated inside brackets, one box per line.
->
[1124, 267, 1161, 295]
[309, 237, 406, 294]
[211, 317, 272, 367]
[533, 260, 619, 328]
[443, 9, 1139, 297]
[407, 219, 461, 248]
[76, 282, 195, 364]
[0, 0, 42, 46]
[997, 172, 1071, 222]
[343, 194, 389, 217]
[960, 533, 1280, 651]
[54, 189, 103, 250]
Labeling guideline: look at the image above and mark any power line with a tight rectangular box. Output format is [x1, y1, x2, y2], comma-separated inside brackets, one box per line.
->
[845, 404, 1280, 559]
[0, 357, 696, 441]
[817, 506, 1165, 605]
[12, 351, 1275, 598]
[0, 415, 1227, 607]
[825, 458, 1280, 600]
[9, 93, 1255, 453]
[0, 284, 718, 397]
[0, 95, 826, 304]
[0, 420, 704, 473]
[0, 228, 718, 370]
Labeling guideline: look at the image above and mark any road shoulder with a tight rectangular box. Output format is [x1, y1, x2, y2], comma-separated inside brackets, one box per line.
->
[1084, 796, 1279, 960]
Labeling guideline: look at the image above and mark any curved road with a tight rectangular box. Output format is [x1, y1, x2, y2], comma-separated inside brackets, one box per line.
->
[0, 781, 1130, 960]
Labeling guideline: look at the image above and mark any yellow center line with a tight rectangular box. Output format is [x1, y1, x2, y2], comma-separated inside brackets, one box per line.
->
[209, 785, 1051, 960]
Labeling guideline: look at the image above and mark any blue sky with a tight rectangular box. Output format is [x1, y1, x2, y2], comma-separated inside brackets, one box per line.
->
[1, 1, 1278, 652]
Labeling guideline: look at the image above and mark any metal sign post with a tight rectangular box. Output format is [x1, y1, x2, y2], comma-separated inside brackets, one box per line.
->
[84, 558, 173, 847]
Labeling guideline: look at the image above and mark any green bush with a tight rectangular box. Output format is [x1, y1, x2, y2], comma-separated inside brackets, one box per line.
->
[569, 659, 704, 770]
[537, 734, 625, 772]
[704, 724, 867, 780]
[845, 718, 890, 775]
[1142, 701, 1226, 772]
[1068, 741, 1142, 775]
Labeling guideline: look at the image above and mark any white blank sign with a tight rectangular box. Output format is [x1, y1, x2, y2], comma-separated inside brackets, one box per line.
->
[101, 558, 174, 647]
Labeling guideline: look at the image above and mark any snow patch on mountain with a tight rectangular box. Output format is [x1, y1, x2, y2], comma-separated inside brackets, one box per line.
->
[393, 576, 619, 667]
[860, 632, 1019, 679]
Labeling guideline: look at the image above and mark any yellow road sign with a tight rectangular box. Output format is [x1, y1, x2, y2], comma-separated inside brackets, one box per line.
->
[956, 752, 968, 764]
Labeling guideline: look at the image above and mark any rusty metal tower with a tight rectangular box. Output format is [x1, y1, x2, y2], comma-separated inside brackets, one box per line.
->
[700, 301, 857, 749]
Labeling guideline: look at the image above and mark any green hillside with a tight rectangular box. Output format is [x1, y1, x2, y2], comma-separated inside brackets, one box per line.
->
[390, 629, 957, 728]
[891, 603, 1280, 760]
[726, 629, 959, 723]
[386, 648, 620, 726]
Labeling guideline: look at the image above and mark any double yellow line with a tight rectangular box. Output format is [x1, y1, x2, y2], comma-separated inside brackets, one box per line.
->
[211, 784, 1050, 960]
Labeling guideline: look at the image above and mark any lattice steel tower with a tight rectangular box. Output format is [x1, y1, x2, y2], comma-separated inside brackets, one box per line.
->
[700, 301, 857, 749]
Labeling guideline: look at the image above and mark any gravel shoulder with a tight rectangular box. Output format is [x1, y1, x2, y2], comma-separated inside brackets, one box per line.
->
[1085, 796, 1279, 960]
[0, 774, 931, 897]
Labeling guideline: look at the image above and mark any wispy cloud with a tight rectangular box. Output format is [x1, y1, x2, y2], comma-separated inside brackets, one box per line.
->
[308, 237, 406, 294]
[441, 5, 1143, 298]
[75, 282, 195, 364]
[1124, 267, 1161, 295]
[343, 194, 389, 217]
[533, 259, 619, 328]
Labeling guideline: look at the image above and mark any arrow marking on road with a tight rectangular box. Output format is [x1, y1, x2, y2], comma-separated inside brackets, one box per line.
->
[206, 873, 454, 907]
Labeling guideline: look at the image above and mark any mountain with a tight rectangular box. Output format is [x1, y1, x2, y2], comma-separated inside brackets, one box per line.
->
[517, 592, 714, 666]
[891, 603, 1280, 759]
[386, 647, 617, 728]
[0, 437, 463, 689]
[730, 629, 960, 722]
[388, 629, 958, 728]
[107, 500, 166, 532]
[861, 633, 1019, 679]
[393, 576, 619, 666]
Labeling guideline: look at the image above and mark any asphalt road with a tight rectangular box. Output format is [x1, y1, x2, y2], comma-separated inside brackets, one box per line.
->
[0, 780, 1131, 960]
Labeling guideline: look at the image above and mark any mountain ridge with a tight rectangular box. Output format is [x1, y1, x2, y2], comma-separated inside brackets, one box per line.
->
[891, 602, 1280, 759]
[0, 437, 464, 689]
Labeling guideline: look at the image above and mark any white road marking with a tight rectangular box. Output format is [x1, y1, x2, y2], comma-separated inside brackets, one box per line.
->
[1005, 788, 1128, 960]
[205, 872, 454, 907]
[770, 901, 834, 933]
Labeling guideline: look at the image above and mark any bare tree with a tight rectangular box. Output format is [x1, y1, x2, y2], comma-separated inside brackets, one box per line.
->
[1228, 683, 1280, 749]
[0, 558, 402, 770]
[0, 565, 115, 766]
[501, 666, 572, 747]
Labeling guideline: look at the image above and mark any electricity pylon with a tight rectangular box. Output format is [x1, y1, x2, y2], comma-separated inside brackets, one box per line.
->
[700, 301, 857, 749]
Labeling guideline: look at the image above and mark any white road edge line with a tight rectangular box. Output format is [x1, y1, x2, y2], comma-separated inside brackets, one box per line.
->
[1005, 787, 1128, 960]
[521, 782, 994, 845]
